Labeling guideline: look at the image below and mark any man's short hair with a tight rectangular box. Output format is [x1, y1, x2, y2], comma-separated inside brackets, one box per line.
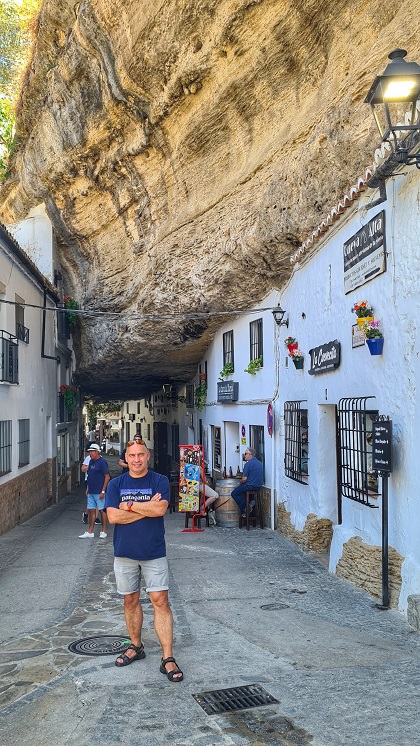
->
[247, 447, 256, 457]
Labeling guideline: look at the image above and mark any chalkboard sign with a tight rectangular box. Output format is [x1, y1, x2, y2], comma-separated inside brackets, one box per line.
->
[372, 420, 392, 473]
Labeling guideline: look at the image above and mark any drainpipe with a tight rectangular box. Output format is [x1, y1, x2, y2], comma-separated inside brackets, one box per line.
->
[270, 319, 281, 531]
[41, 287, 60, 362]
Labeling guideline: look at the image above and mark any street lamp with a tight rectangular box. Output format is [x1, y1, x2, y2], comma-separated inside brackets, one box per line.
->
[365, 49, 420, 167]
[272, 305, 289, 327]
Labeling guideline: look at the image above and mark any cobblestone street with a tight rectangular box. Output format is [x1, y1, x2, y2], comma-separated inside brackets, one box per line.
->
[1, 466, 420, 745]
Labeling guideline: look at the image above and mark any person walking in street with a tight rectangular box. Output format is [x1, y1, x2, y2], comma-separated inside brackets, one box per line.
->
[231, 447, 263, 516]
[79, 444, 110, 539]
[105, 438, 183, 681]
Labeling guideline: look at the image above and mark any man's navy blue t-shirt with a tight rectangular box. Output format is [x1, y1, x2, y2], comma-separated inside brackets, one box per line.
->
[105, 471, 169, 561]
[243, 457, 263, 489]
[86, 457, 109, 494]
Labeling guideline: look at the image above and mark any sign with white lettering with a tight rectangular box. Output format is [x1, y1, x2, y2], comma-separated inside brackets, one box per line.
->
[308, 340, 341, 375]
[217, 381, 239, 402]
[343, 211, 386, 294]
[372, 420, 392, 472]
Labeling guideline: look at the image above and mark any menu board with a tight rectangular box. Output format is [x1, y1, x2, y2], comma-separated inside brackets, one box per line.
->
[178, 444, 204, 513]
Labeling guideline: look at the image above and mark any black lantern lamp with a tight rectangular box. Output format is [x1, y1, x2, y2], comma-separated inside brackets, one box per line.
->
[272, 304, 289, 327]
[365, 49, 420, 167]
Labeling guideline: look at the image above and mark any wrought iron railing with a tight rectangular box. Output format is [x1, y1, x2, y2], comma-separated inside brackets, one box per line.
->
[0, 331, 19, 384]
[284, 400, 309, 483]
[16, 322, 29, 343]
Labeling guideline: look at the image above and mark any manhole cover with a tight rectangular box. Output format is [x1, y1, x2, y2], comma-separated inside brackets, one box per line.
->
[193, 684, 279, 714]
[260, 603, 290, 610]
[68, 636, 130, 656]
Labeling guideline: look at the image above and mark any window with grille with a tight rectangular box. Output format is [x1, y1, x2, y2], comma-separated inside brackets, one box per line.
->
[0, 330, 19, 383]
[186, 384, 194, 408]
[18, 419, 30, 467]
[284, 401, 309, 483]
[0, 420, 12, 476]
[249, 319, 263, 363]
[223, 331, 234, 368]
[337, 397, 379, 507]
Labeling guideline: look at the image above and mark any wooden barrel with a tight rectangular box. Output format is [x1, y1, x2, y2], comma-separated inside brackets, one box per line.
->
[215, 478, 241, 527]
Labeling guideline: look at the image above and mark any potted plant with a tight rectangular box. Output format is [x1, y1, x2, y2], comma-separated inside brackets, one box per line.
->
[362, 320, 384, 355]
[219, 362, 234, 380]
[63, 295, 79, 328]
[289, 348, 304, 369]
[60, 384, 78, 411]
[352, 300, 374, 328]
[284, 336, 298, 353]
[244, 356, 263, 375]
[195, 381, 207, 410]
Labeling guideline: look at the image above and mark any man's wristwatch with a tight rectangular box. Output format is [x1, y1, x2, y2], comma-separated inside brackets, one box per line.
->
[126, 500, 133, 511]
[100, 491, 105, 495]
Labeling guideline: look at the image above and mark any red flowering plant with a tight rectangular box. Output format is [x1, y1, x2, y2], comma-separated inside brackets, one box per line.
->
[59, 384, 78, 411]
[351, 300, 373, 318]
[63, 295, 79, 327]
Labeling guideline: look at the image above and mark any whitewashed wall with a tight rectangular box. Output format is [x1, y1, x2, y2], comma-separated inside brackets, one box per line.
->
[274, 167, 420, 609]
[196, 290, 278, 501]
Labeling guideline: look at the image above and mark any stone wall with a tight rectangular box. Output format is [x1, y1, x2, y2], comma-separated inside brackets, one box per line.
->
[277, 502, 333, 552]
[336, 536, 403, 608]
[0, 463, 48, 536]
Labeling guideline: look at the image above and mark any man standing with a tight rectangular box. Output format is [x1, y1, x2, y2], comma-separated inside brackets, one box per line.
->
[105, 439, 183, 681]
[231, 447, 263, 516]
[79, 444, 110, 539]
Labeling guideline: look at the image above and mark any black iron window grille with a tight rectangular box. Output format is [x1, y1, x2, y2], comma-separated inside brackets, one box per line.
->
[16, 322, 29, 343]
[284, 401, 309, 483]
[0, 330, 18, 383]
[250, 318, 263, 362]
[0, 420, 12, 476]
[18, 419, 30, 467]
[186, 384, 194, 408]
[223, 330, 234, 368]
[57, 310, 70, 340]
[57, 392, 65, 423]
[337, 397, 379, 507]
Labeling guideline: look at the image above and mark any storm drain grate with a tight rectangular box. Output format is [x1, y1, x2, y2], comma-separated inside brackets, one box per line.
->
[261, 603, 290, 610]
[68, 635, 130, 656]
[192, 684, 279, 715]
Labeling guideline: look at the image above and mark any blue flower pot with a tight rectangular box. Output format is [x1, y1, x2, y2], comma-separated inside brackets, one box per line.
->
[366, 337, 384, 355]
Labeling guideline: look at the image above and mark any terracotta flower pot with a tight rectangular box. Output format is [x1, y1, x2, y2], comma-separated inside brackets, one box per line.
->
[366, 337, 384, 355]
[199, 373, 207, 381]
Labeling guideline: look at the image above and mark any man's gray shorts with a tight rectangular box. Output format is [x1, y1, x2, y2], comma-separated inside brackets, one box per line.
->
[114, 556, 169, 594]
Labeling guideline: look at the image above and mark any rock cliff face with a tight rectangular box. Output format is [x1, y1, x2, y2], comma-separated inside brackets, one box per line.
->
[0, 0, 419, 399]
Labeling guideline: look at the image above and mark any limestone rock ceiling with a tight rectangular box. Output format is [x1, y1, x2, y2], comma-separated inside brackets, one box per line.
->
[0, 0, 419, 400]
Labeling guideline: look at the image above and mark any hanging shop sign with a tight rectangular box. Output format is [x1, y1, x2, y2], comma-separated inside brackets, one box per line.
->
[372, 420, 392, 473]
[343, 211, 386, 294]
[217, 381, 239, 402]
[309, 340, 341, 375]
[178, 444, 204, 512]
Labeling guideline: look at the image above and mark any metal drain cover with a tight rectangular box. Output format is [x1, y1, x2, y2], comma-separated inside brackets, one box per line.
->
[261, 603, 290, 610]
[68, 635, 130, 656]
[193, 684, 279, 714]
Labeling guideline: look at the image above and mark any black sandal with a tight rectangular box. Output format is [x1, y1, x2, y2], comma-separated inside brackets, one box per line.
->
[115, 643, 145, 667]
[160, 656, 184, 682]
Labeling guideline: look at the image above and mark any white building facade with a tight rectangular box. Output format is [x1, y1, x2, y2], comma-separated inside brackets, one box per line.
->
[274, 166, 420, 610]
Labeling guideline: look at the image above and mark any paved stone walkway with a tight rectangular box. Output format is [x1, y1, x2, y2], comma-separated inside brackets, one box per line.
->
[1, 465, 420, 745]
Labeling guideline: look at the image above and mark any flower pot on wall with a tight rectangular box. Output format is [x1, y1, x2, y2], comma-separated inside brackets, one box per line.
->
[357, 316, 374, 329]
[292, 357, 304, 369]
[287, 343, 298, 353]
[199, 373, 207, 381]
[366, 338, 384, 355]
